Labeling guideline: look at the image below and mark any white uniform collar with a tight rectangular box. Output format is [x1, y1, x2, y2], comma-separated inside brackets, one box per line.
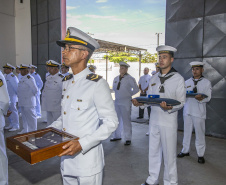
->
[72, 67, 90, 81]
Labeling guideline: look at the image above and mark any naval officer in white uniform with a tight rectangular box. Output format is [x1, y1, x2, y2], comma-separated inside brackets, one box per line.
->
[61, 63, 70, 77]
[42, 60, 64, 126]
[3, 63, 20, 131]
[17, 64, 38, 134]
[30, 64, 43, 118]
[111, 62, 139, 145]
[178, 61, 212, 164]
[137, 67, 151, 119]
[133, 45, 186, 185]
[49, 27, 118, 185]
[0, 69, 10, 185]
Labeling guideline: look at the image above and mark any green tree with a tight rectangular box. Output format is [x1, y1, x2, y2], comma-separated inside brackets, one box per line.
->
[103, 52, 139, 63]
[141, 52, 157, 63]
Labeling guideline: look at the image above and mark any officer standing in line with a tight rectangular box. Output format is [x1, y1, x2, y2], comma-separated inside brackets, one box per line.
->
[133, 45, 186, 185]
[88, 64, 96, 73]
[49, 27, 118, 185]
[0, 69, 10, 185]
[29, 64, 43, 118]
[111, 62, 139, 145]
[61, 63, 70, 77]
[3, 63, 20, 131]
[178, 61, 212, 164]
[17, 64, 38, 134]
[16, 65, 22, 81]
[42, 60, 63, 126]
[137, 67, 151, 119]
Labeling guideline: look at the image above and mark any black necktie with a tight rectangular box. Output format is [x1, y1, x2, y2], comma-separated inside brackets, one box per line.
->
[158, 68, 177, 93]
[159, 75, 174, 93]
[192, 77, 203, 93]
[117, 76, 124, 90]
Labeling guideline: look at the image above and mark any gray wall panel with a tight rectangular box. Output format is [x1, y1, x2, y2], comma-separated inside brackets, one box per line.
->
[30, 0, 37, 26]
[31, 0, 62, 81]
[166, 18, 203, 58]
[205, 0, 226, 16]
[166, 0, 204, 22]
[37, 0, 48, 24]
[49, 19, 61, 42]
[166, 0, 226, 138]
[204, 14, 226, 57]
[48, 0, 61, 21]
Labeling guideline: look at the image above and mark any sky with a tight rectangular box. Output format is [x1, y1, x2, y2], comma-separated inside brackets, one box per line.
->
[66, 0, 166, 53]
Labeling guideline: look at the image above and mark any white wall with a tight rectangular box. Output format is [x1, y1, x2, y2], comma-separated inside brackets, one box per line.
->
[15, 0, 32, 66]
[0, 0, 16, 69]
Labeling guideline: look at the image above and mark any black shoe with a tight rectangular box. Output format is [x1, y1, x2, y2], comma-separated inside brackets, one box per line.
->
[177, 152, 190, 158]
[124, 140, 131, 145]
[110, 138, 121, 142]
[137, 117, 143, 119]
[198, 157, 205, 164]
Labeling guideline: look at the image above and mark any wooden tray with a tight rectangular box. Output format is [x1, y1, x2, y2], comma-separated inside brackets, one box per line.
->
[6, 127, 78, 164]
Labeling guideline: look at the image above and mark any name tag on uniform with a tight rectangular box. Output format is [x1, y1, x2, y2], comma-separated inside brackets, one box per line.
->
[77, 99, 82, 102]
[151, 83, 156, 86]
[187, 85, 191, 88]
[114, 81, 117, 83]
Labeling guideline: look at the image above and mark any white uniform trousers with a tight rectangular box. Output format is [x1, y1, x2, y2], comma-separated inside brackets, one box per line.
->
[46, 111, 61, 127]
[182, 115, 206, 157]
[21, 106, 37, 133]
[146, 124, 178, 185]
[35, 95, 41, 117]
[0, 112, 8, 185]
[113, 103, 132, 141]
[61, 168, 103, 185]
[8, 102, 19, 129]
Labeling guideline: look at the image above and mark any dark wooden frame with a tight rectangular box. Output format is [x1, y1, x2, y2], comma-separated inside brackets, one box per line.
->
[6, 127, 78, 164]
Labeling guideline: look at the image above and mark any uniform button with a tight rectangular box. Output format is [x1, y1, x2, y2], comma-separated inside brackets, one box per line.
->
[72, 81, 75, 83]
[63, 128, 66, 131]
[64, 111, 66, 115]
[67, 95, 69, 99]
[78, 107, 80, 110]
[63, 88, 66, 91]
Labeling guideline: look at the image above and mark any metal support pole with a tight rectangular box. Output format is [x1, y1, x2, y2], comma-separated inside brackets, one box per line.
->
[155, 33, 162, 63]
[106, 54, 108, 81]
[139, 52, 142, 77]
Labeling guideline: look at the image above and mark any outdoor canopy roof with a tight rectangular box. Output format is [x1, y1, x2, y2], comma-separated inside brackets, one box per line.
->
[94, 39, 147, 54]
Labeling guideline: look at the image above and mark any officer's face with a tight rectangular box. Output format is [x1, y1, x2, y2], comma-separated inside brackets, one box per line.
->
[61, 66, 68, 74]
[192, 67, 203, 79]
[20, 69, 29, 76]
[144, 68, 149, 75]
[49, 66, 59, 75]
[159, 53, 174, 70]
[30, 68, 35, 73]
[119, 66, 128, 75]
[16, 68, 20, 74]
[4, 68, 12, 74]
[62, 44, 88, 67]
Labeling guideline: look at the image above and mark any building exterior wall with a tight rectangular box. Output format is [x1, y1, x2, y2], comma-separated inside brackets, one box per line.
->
[30, 0, 65, 80]
[166, 0, 226, 138]
[0, 0, 16, 69]
[15, 0, 32, 66]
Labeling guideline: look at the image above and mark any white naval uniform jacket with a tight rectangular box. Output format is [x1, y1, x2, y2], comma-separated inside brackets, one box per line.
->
[183, 77, 212, 119]
[0, 70, 10, 128]
[18, 74, 38, 107]
[49, 68, 118, 177]
[146, 72, 186, 128]
[31, 72, 43, 95]
[42, 73, 63, 112]
[138, 74, 151, 91]
[5, 72, 19, 103]
[113, 74, 139, 105]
